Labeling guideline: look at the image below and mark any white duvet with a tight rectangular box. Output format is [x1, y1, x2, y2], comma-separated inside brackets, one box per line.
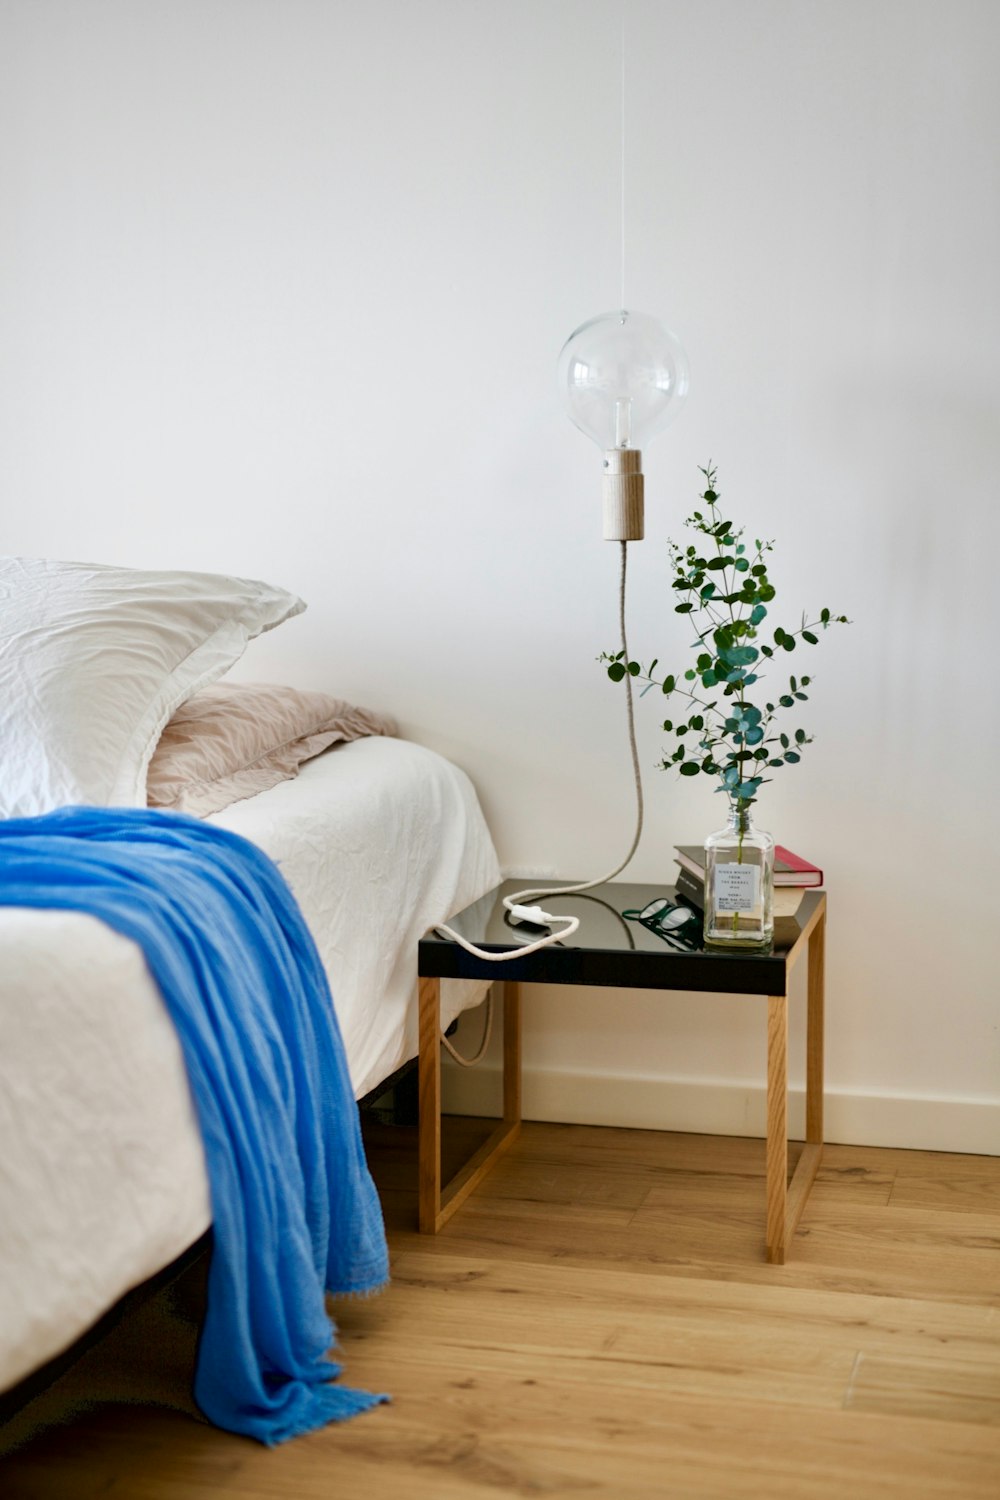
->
[0, 736, 499, 1395]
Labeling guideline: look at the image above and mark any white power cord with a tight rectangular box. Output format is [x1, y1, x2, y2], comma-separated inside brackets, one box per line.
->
[435, 539, 644, 966]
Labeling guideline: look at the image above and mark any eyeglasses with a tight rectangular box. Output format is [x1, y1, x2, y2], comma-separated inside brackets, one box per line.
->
[621, 897, 700, 948]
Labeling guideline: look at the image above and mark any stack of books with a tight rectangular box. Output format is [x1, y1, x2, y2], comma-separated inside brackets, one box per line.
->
[673, 844, 824, 914]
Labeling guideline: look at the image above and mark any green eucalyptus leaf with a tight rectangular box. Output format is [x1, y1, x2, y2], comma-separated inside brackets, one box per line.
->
[608, 663, 626, 682]
[783, 751, 801, 763]
[718, 645, 754, 668]
[679, 761, 700, 776]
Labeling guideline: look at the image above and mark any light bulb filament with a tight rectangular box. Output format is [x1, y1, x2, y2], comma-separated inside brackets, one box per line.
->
[614, 397, 632, 448]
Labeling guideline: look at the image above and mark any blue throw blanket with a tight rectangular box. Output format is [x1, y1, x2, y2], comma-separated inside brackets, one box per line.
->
[0, 806, 389, 1444]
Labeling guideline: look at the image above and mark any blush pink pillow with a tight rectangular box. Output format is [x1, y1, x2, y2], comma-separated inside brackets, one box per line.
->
[147, 681, 397, 816]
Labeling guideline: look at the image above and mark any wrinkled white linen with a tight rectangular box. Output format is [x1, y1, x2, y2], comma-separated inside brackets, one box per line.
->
[210, 737, 499, 1099]
[0, 736, 499, 1393]
[0, 555, 304, 818]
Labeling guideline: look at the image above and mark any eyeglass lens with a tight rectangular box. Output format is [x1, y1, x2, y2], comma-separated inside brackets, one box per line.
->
[640, 899, 695, 931]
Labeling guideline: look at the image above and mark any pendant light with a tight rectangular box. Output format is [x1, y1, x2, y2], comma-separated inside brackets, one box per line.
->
[558, 309, 689, 539]
[557, 8, 689, 539]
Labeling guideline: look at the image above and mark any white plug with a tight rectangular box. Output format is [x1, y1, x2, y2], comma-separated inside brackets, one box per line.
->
[508, 903, 551, 925]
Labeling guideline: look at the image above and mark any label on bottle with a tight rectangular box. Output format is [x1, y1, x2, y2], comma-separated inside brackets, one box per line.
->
[714, 863, 760, 913]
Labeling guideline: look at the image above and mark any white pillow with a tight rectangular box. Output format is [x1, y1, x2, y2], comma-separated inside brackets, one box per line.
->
[0, 557, 305, 818]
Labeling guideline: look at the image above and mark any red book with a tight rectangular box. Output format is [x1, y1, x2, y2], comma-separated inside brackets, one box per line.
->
[674, 845, 824, 888]
[773, 846, 824, 886]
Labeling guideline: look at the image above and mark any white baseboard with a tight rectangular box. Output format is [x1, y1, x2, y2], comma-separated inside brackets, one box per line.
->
[441, 1063, 999, 1157]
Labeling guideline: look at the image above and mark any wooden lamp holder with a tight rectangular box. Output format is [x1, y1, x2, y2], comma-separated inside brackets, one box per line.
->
[603, 448, 644, 540]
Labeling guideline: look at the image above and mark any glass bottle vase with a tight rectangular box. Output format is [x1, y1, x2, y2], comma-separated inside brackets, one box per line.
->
[703, 802, 775, 951]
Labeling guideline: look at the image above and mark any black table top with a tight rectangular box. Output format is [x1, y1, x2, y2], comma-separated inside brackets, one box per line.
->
[419, 879, 825, 997]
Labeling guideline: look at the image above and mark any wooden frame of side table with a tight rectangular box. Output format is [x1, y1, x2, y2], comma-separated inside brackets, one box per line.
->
[418, 882, 827, 1263]
[417, 977, 521, 1234]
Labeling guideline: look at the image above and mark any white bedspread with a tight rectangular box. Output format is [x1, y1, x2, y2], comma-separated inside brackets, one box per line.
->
[0, 736, 499, 1394]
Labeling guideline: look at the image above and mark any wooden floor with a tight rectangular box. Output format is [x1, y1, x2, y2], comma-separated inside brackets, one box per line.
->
[2, 1119, 999, 1498]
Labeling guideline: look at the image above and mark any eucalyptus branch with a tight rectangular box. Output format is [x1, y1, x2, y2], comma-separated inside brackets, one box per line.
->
[601, 465, 849, 809]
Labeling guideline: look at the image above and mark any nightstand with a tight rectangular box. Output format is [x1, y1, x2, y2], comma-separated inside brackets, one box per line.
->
[418, 878, 826, 1263]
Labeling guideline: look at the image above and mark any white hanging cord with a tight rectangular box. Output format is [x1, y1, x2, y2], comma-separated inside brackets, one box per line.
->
[434, 540, 644, 966]
[503, 540, 644, 906]
[435, 12, 638, 1000]
[441, 983, 495, 1066]
[620, 4, 627, 310]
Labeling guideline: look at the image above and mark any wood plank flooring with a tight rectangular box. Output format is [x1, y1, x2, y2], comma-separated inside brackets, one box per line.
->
[2, 1119, 999, 1498]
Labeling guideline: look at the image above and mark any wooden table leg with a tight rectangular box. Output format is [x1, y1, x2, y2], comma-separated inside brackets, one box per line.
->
[502, 980, 522, 1127]
[766, 994, 789, 1264]
[418, 976, 442, 1233]
[418, 979, 522, 1234]
[806, 906, 826, 1146]
[767, 907, 826, 1262]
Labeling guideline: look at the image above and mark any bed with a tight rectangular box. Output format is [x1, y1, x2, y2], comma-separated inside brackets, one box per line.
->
[0, 556, 501, 1414]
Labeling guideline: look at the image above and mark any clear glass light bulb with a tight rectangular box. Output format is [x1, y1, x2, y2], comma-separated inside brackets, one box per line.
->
[557, 309, 689, 450]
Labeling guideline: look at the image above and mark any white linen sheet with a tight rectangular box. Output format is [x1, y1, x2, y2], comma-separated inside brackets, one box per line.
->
[0, 736, 500, 1394]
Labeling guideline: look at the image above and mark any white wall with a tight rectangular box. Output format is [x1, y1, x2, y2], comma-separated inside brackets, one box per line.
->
[2, 0, 997, 1152]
